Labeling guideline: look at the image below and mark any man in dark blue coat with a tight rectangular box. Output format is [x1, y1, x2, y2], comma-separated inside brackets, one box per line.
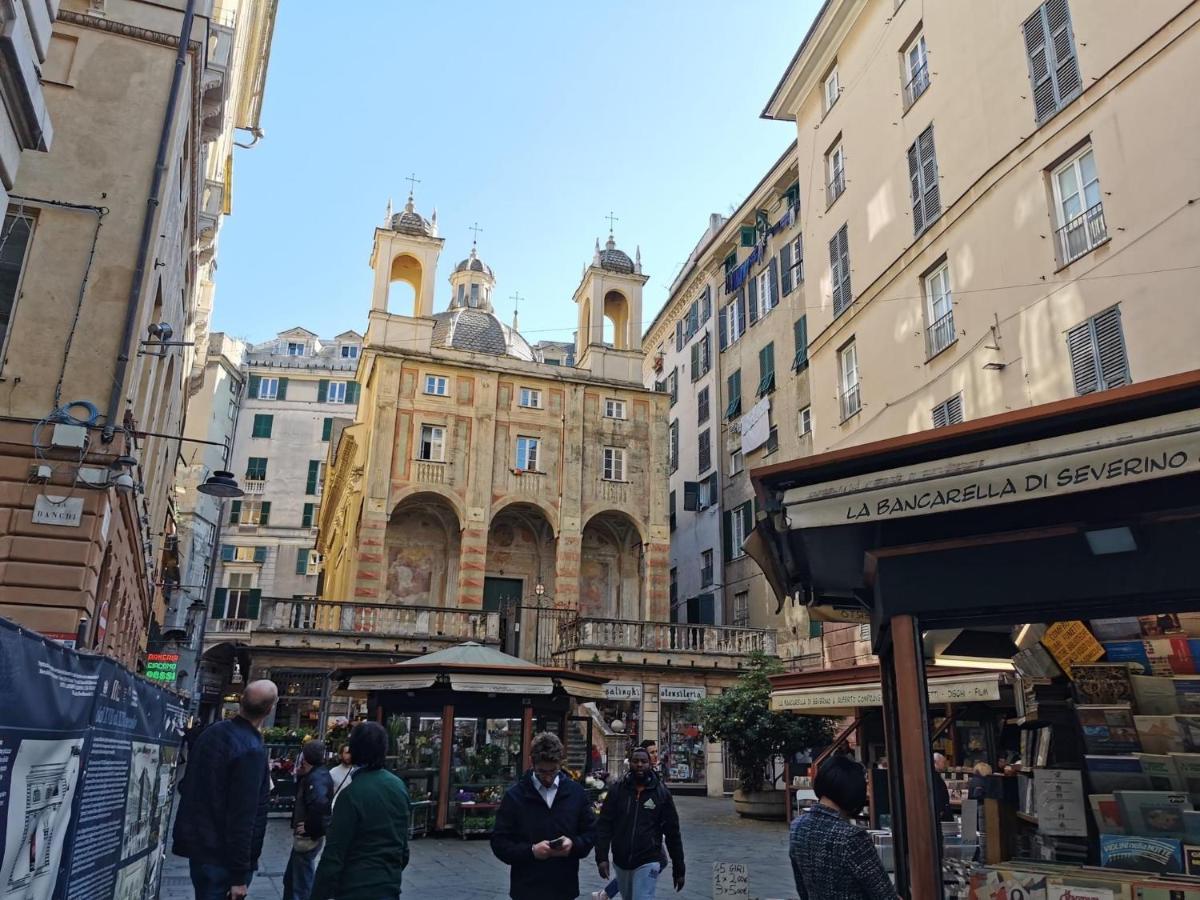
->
[491, 732, 597, 900]
[173, 680, 278, 900]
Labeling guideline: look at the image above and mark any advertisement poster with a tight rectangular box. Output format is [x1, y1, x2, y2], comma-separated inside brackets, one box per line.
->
[0, 618, 186, 900]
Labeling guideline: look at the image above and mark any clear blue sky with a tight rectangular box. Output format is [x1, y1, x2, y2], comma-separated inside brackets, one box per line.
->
[213, 1, 820, 344]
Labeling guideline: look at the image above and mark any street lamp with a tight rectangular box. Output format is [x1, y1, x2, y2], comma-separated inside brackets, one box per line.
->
[197, 470, 244, 498]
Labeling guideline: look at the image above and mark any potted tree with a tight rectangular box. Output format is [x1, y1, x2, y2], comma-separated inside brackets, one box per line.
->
[694, 652, 833, 819]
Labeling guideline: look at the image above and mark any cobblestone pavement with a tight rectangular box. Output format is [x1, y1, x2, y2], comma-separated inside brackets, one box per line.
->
[159, 796, 799, 900]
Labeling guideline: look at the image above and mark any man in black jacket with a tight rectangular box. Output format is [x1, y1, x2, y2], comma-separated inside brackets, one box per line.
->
[491, 732, 597, 900]
[283, 740, 334, 900]
[596, 746, 685, 897]
[173, 680, 277, 900]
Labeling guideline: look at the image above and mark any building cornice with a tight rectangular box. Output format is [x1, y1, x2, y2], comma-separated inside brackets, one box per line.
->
[761, 0, 868, 121]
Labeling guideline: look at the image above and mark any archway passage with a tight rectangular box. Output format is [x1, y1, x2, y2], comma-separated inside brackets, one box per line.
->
[579, 511, 644, 620]
[384, 493, 461, 606]
[485, 503, 556, 657]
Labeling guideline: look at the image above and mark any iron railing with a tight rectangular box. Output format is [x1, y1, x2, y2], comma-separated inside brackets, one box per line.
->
[826, 166, 846, 207]
[840, 383, 861, 422]
[1056, 201, 1107, 265]
[208, 600, 500, 643]
[555, 617, 777, 657]
[902, 60, 930, 111]
[926, 310, 956, 358]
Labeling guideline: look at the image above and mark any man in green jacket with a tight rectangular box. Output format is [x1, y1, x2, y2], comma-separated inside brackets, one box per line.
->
[311, 722, 410, 900]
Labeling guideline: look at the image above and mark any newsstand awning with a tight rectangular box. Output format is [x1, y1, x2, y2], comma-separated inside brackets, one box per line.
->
[771, 671, 1001, 715]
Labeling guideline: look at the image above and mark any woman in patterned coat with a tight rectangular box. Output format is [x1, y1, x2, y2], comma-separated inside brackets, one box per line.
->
[788, 754, 898, 900]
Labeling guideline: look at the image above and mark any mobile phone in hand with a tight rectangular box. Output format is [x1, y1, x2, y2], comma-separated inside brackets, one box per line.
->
[548, 837, 565, 850]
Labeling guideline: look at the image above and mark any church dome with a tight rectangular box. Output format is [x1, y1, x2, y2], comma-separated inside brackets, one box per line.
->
[389, 195, 433, 236]
[430, 308, 535, 361]
[597, 235, 635, 274]
[454, 252, 493, 277]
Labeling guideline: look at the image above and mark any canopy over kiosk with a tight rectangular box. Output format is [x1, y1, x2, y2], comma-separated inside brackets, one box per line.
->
[751, 371, 1200, 896]
[333, 642, 607, 832]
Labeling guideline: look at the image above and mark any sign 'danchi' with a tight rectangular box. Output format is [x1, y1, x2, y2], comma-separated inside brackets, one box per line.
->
[782, 411, 1200, 528]
[33, 495, 84, 527]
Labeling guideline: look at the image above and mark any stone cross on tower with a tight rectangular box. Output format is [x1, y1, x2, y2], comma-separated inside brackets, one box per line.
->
[605, 211, 619, 235]
[404, 172, 420, 198]
[468, 222, 483, 247]
[509, 291, 523, 331]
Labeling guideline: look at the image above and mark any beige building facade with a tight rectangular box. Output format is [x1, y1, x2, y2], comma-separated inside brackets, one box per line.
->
[0, 0, 56, 215]
[761, 0, 1200, 455]
[0, 0, 275, 669]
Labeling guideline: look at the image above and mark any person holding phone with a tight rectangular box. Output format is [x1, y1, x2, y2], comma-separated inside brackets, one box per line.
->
[491, 732, 597, 900]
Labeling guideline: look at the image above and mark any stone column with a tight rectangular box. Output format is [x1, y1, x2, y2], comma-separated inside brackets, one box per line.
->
[353, 515, 387, 601]
[553, 530, 582, 609]
[643, 537, 671, 621]
[456, 523, 488, 609]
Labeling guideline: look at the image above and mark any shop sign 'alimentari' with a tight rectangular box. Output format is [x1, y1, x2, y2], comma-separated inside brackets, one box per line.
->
[782, 411, 1200, 528]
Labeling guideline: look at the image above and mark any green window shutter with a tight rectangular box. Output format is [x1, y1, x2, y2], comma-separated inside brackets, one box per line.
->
[220, 544, 234, 562]
[317, 379, 329, 403]
[212, 587, 228, 618]
[747, 273, 759, 324]
[228, 500, 241, 524]
[722, 510, 733, 563]
[346, 382, 360, 405]
[724, 370, 742, 419]
[252, 414, 273, 438]
[322, 417, 333, 441]
[253, 546, 267, 564]
[259, 501, 271, 526]
[302, 503, 314, 528]
[757, 343, 776, 396]
[742, 502, 754, 539]
[247, 374, 261, 398]
[306, 460, 320, 495]
[809, 618, 824, 638]
[277, 377, 288, 400]
[296, 548, 309, 575]
[246, 589, 262, 620]
[739, 225, 756, 247]
[792, 317, 809, 370]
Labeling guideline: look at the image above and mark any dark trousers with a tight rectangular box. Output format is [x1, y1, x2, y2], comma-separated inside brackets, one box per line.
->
[189, 860, 254, 900]
[282, 842, 323, 900]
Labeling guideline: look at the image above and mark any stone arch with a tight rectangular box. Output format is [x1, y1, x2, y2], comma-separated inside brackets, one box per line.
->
[603, 289, 631, 349]
[490, 496, 560, 538]
[579, 509, 646, 620]
[388, 252, 423, 313]
[485, 502, 557, 598]
[581, 505, 649, 545]
[389, 483, 466, 525]
[385, 492, 461, 607]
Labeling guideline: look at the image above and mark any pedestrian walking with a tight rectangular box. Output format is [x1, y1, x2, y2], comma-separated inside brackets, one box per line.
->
[932, 752, 950, 863]
[491, 732, 597, 900]
[172, 679, 278, 900]
[310, 722, 411, 900]
[788, 754, 897, 900]
[595, 746, 685, 899]
[282, 740, 334, 900]
[329, 742, 355, 806]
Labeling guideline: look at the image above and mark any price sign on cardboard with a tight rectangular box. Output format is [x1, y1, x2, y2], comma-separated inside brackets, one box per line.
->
[712, 862, 748, 899]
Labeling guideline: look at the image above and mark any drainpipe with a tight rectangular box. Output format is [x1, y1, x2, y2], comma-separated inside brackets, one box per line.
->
[103, 0, 198, 443]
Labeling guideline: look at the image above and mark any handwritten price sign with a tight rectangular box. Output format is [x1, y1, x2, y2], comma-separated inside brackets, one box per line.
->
[712, 862, 749, 899]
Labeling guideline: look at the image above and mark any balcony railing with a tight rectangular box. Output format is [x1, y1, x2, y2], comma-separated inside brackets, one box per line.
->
[840, 383, 861, 422]
[1056, 202, 1108, 266]
[826, 166, 846, 207]
[208, 600, 500, 643]
[925, 310, 956, 358]
[242, 479, 265, 495]
[902, 60, 930, 111]
[556, 617, 777, 658]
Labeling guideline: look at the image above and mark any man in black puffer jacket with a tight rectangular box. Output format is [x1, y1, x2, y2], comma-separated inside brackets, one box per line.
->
[283, 740, 334, 900]
[491, 733, 597, 900]
[173, 680, 277, 900]
[596, 746, 686, 897]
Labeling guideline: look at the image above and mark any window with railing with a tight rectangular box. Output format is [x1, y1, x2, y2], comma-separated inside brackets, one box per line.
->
[826, 141, 846, 207]
[902, 34, 930, 111]
[1052, 147, 1106, 265]
[924, 262, 955, 358]
[839, 340, 861, 421]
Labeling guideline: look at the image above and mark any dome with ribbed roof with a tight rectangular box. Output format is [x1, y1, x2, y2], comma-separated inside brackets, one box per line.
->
[597, 235, 635, 274]
[429, 308, 535, 361]
[389, 195, 433, 236]
[454, 251, 493, 277]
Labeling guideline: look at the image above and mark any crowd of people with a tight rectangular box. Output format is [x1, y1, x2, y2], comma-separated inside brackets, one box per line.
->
[172, 683, 909, 900]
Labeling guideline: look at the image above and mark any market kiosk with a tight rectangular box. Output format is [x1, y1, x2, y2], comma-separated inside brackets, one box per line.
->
[332, 642, 607, 835]
[751, 372, 1200, 898]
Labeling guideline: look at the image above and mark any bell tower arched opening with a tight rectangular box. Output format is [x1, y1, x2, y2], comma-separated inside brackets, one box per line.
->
[387, 253, 421, 313]
[604, 289, 630, 350]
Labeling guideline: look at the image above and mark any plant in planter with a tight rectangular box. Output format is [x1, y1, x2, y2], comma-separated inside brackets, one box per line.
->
[693, 652, 834, 818]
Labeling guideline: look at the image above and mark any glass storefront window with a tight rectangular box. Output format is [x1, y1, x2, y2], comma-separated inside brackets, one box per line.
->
[661, 704, 706, 786]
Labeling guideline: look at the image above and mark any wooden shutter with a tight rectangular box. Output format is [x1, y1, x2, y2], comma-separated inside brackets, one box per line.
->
[700, 286, 712, 323]
[228, 500, 241, 524]
[683, 481, 699, 511]
[1046, 0, 1081, 103]
[246, 588, 262, 620]
[302, 503, 314, 528]
[322, 417, 333, 441]
[247, 374, 261, 398]
[675, 320, 684, 352]
[220, 544, 234, 562]
[932, 401, 949, 429]
[669, 422, 679, 470]
[212, 587, 228, 618]
[736, 287, 747, 335]
[793, 316, 808, 370]
[747, 274, 759, 323]
[259, 501, 271, 526]
[907, 141, 925, 235]
[723, 510, 734, 562]
[718, 305, 729, 350]
[768, 256, 780, 308]
[1066, 319, 1099, 394]
[317, 379, 329, 402]
[1093, 306, 1130, 390]
[306, 460, 320, 494]
[296, 548, 309, 575]
[253, 546, 267, 564]
[834, 226, 851, 315]
[725, 370, 741, 419]
[277, 377, 288, 400]
[698, 430, 711, 474]
[741, 502, 754, 540]
[669, 490, 676, 531]
[690, 342, 700, 382]
[829, 231, 842, 313]
[347, 382, 360, 405]
[740, 225, 756, 247]
[780, 245, 794, 295]
[1024, 0, 1080, 123]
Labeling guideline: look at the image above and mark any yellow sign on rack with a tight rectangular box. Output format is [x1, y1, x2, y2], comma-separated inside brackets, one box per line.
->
[1041, 620, 1104, 677]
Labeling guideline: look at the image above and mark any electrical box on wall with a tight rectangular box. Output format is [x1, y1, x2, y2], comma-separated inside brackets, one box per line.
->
[51, 423, 87, 448]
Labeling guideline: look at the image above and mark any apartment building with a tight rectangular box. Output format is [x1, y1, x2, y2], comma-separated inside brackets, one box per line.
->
[0, 0, 56, 215]
[759, 0, 1200, 453]
[0, 0, 276, 668]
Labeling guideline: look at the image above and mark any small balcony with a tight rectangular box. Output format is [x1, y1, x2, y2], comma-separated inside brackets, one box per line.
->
[925, 310, 956, 359]
[242, 479, 265, 495]
[840, 383, 861, 422]
[902, 60, 930, 111]
[413, 460, 446, 484]
[826, 166, 846, 208]
[553, 617, 777, 669]
[1056, 202, 1108, 266]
